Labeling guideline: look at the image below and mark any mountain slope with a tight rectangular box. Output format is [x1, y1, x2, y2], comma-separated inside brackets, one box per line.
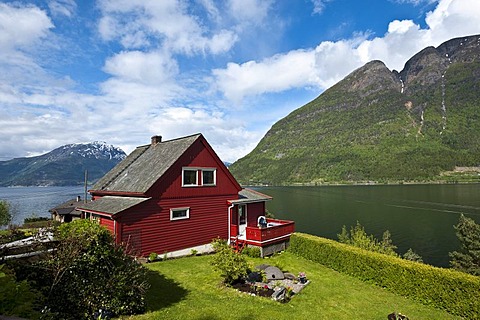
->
[0, 142, 126, 186]
[230, 35, 480, 185]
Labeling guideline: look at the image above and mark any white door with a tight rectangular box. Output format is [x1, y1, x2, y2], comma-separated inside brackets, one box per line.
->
[238, 205, 247, 238]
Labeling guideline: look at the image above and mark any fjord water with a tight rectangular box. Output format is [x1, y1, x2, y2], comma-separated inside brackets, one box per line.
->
[1, 184, 479, 267]
[0, 186, 86, 226]
[258, 184, 480, 267]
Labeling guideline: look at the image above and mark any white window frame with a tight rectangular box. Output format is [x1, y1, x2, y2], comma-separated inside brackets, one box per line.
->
[182, 168, 198, 187]
[182, 167, 217, 187]
[202, 168, 216, 186]
[170, 207, 190, 221]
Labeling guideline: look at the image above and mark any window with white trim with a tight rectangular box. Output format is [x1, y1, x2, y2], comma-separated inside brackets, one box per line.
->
[182, 167, 217, 187]
[202, 169, 216, 186]
[170, 207, 190, 221]
[182, 169, 198, 186]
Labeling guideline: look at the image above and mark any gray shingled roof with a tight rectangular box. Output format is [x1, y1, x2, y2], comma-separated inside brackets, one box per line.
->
[49, 198, 84, 216]
[92, 134, 201, 193]
[77, 196, 150, 215]
[229, 188, 272, 204]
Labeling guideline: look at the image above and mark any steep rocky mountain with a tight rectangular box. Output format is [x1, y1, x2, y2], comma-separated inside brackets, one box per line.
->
[230, 35, 480, 185]
[0, 142, 126, 186]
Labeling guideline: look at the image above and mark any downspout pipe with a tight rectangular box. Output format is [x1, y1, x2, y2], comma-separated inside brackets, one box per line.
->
[227, 203, 234, 245]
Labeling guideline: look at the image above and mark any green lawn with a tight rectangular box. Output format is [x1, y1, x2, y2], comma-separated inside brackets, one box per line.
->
[124, 252, 461, 320]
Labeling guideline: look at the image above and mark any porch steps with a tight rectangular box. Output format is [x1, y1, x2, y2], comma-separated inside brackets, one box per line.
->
[231, 237, 246, 253]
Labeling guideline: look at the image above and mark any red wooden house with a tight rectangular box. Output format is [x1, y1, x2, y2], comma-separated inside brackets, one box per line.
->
[77, 134, 294, 258]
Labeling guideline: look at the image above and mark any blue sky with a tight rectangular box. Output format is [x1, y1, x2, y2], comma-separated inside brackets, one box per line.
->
[1, 0, 479, 162]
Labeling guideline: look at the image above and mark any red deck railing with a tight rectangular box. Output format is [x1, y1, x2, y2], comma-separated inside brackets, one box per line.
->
[244, 218, 295, 246]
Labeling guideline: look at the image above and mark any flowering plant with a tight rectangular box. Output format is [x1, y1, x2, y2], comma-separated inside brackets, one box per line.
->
[298, 272, 306, 278]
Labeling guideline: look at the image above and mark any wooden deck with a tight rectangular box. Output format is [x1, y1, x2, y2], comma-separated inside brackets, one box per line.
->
[230, 218, 294, 247]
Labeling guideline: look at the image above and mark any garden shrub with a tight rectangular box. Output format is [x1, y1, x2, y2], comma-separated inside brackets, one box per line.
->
[241, 246, 262, 258]
[25, 219, 149, 320]
[289, 232, 480, 318]
[211, 238, 250, 284]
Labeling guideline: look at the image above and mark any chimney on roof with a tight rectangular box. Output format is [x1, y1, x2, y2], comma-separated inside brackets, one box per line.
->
[151, 135, 162, 146]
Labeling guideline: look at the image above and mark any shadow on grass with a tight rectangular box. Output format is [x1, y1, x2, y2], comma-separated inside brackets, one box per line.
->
[145, 270, 189, 311]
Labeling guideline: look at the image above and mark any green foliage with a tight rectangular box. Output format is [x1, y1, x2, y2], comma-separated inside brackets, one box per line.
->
[265, 209, 275, 218]
[241, 246, 262, 258]
[0, 200, 12, 227]
[403, 248, 424, 263]
[24, 216, 50, 223]
[0, 264, 40, 318]
[27, 219, 148, 319]
[210, 238, 250, 284]
[337, 221, 398, 256]
[149, 252, 159, 261]
[449, 214, 480, 276]
[289, 232, 480, 318]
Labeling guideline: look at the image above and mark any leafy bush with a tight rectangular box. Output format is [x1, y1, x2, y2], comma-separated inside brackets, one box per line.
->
[289, 232, 480, 318]
[241, 246, 261, 258]
[211, 238, 250, 284]
[24, 216, 50, 223]
[148, 252, 159, 262]
[26, 219, 149, 319]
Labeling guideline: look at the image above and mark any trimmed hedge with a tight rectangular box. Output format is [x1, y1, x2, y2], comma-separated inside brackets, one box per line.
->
[289, 232, 480, 318]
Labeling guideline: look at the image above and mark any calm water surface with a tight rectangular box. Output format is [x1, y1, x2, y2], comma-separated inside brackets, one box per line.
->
[257, 184, 480, 267]
[1, 184, 479, 267]
[0, 186, 87, 225]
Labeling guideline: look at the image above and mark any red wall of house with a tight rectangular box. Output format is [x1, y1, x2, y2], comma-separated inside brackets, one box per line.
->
[116, 194, 232, 256]
[246, 202, 265, 227]
[99, 216, 114, 234]
[148, 138, 240, 199]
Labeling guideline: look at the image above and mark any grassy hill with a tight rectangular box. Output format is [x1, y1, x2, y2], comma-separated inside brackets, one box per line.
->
[230, 35, 480, 185]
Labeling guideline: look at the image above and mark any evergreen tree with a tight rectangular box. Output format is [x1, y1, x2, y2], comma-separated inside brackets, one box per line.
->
[337, 221, 398, 256]
[449, 214, 480, 276]
[403, 248, 423, 263]
[0, 200, 12, 227]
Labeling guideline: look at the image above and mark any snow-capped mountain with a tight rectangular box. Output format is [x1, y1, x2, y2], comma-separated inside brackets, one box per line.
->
[0, 142, 126, 186]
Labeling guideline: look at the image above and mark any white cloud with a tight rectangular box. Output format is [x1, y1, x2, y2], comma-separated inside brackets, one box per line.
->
[0, 3, 53, 52]
[98, 0, 238, 54]
[310, 0, 332, 15]
[393, 0, 438, 5]
[213, 0, 480, 102]
[48, 0, 77, 17]
[227, 0, 272, 24]
[213, 50, 318, 103]
[1, 0, 480, 165]
[103, 50, 178, 85]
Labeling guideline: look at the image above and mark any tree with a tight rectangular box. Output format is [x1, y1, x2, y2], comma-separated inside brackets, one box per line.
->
[0, 200, 12, 227]
[30, 219, 149, 319]
[403, 248, 423, 263]
[0, 264, 40, 319]
[337, 221, 398, 256]
[449, 214, 480, 276]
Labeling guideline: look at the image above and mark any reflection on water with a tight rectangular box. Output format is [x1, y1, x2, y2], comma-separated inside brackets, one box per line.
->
[258, 184, 480, 267]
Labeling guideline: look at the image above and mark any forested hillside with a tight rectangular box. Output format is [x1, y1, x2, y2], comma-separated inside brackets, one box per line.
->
[230, 35, 480, 185]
